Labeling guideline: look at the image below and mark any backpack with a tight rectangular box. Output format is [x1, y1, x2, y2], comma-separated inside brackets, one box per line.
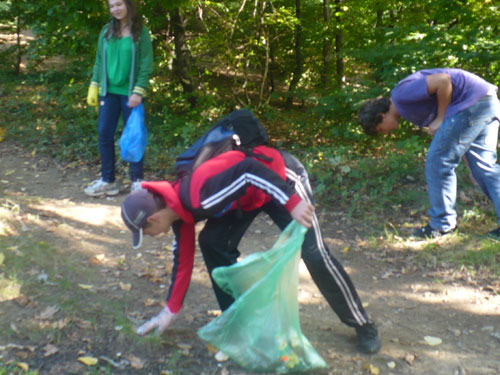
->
[175, 109, 269, 178]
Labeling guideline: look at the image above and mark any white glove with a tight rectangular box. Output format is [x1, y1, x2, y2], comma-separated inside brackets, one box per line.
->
[136, 306, 177, 336]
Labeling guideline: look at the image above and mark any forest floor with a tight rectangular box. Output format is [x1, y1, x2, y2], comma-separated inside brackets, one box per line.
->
[0, 140, 499, 375]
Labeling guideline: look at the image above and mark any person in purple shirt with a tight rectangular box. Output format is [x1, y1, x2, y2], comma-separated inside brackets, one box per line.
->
[358, 68, 500, 240]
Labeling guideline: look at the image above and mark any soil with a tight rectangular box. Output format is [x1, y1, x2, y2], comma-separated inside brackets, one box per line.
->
[0, 140, 499, 375]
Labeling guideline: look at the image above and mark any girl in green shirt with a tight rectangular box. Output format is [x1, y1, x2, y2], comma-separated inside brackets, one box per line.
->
[85, 0, 153, 197]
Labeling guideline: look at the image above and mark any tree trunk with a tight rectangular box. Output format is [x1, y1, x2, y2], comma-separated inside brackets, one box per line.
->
[321, 0, 332, 87]
[334, 0, 344, 87]
[15, 15, 21, 75]
[285, 0, 303, 109]
[258, 1, 270, 108]
[170, 7, 197, 106]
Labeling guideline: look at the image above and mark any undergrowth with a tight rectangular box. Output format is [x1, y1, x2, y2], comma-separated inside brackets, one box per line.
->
[1, 62, 499, 278]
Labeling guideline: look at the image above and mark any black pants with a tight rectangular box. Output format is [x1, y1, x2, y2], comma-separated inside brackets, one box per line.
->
[198, 151, 370, 328]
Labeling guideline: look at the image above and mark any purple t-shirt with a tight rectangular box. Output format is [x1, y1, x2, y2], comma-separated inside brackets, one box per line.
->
[391, 68, 497, 127]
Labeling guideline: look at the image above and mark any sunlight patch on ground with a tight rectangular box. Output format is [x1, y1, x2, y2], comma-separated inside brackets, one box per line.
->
[0, 278, 21, 302]
[0, 208, 15, 236]
[406, 285, 500, 315]
[30, 199, 123, 229]
[378, 282, 500, 316]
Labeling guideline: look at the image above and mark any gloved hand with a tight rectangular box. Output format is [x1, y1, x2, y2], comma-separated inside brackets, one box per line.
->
[136, 306, 177, 336]
[87, 85, 99, 107]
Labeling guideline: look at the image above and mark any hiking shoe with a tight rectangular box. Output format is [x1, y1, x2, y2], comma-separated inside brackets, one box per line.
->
[131, 180, 144, 193]
[411, 224, 456, 239]
[355, 322, 381, 354]
[488, 227, 500, 241]
[84, 179, 119, 197]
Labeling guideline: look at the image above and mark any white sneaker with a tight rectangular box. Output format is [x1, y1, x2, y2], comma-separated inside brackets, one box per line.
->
[131, 180, 144, 192]
[84, 179, 120, 197]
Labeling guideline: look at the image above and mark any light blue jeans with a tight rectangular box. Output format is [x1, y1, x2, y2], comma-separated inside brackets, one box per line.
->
[426, 95, 500, 231]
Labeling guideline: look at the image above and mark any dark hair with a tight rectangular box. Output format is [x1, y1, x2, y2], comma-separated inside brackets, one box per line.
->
[142, 191, 166, 230]
[151, 191, 166, 210]
[105, 0, 143, 42]
[358, 97, 391, 136]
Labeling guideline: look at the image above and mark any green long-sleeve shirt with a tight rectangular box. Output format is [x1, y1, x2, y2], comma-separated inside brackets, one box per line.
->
[90, 23, 153, 98]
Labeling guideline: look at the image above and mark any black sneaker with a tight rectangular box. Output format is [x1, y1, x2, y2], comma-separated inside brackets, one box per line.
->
[411, 224, 456, 239]
[355, 322, 381, 354]
[488, 227, 500, 241]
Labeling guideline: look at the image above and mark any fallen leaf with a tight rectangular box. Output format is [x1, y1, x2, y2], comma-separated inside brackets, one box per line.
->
[381, 270, 394, 279]
[78, 284, 93, 290]
[215, 351, 229, 362]
[177, 343, 192, 355]
[43, 344, 59, 357]
[119, 282, 132, 291]
[364, 363, 380, 374]
[10, 323, 21, 335]
[15, 350, 28, 359]
[128, 354, 144, 370]
[17, 362, 29, 371]
[78, 356, 98, 366]
[99, 355, 128, 369]
[91, 254, 106, 264]
[37, 271, 49, 283]
[459, 191, 472, 203]
[404, 352, 415, 365]
[38, 305, 59, 320]
[52, 318, 68, 329]
[15, 294, 31, 307]
[424, 336, 442, 346]
[387, 361, 396, 369]
[144, 298, 157, 307]
[206, 343, 218, 355]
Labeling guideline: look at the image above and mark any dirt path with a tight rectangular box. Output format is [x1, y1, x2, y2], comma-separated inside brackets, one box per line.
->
[1, 141, 499, 375]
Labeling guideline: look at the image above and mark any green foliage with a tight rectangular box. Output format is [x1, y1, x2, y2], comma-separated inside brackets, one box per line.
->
[1, 66, 99, 162]
[458, 241, 500, 274]
[306, 137, 427, 219]
[350, 0, 500, 85]
[0, 363, 38, 375]
[1, 0, 499, 237]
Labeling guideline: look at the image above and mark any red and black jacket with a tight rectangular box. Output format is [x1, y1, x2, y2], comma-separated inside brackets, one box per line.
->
[142, 145, 301, 313]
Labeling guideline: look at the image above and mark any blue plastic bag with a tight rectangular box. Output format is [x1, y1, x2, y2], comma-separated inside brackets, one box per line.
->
[198, 221, 328, 373]
[119, 103, 147, 162]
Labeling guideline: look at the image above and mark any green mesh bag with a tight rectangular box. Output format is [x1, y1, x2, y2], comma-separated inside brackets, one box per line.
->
[198, 221, 328, 373]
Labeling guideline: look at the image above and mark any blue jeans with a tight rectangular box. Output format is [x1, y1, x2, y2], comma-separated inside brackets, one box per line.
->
[426, 95, 500, 231]
[98, 93, 144, 183]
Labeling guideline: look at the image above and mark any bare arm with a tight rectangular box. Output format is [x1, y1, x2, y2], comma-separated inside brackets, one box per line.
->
[425, 73, 452, 135]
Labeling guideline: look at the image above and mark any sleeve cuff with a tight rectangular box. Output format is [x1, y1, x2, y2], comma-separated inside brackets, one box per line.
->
[132, 86, 147, 97]
[284, 194, 301, 213]
[166, 301, 180, 314]
[164, 304, 177, 315]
